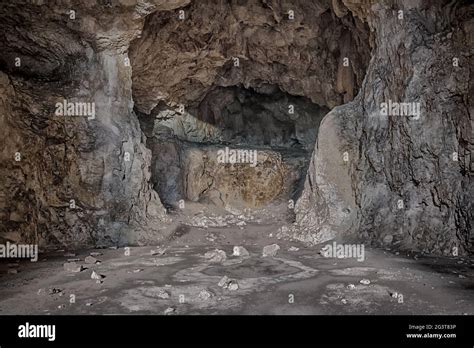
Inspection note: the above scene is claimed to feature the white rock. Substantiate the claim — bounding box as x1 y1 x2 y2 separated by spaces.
347 284 356 290
262 244 280 257
164 307 175 315
288 246 299 252
359 279 371 285
232 246 249 257
227 280 239 291
91 271 104 280
218 276 229 287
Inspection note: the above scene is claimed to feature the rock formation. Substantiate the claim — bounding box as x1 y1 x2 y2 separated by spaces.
0 0 471 255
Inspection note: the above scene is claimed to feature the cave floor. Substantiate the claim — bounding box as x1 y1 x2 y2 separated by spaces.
0 224 472 315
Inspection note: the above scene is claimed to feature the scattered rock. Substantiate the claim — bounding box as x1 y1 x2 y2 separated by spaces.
85 256 99 264
47 288 63 295
91 271 105 280
164 307 175 315
232 246 249 257
262 244 280 257
227 280 239 291
204 249 227 262
288 246 299 252
198 289 213 300
156 289 170 299
63 262 83 273
90 252 102 257
390 292 398 298
218 276 229 287
85 302 93 307
341 299 348 304
346 284 356 290
217 276 239 290
360 279 371 285
151 247 167 256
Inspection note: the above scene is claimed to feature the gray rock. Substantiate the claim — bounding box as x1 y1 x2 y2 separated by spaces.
85 256 99 264
232 246 249 257
262 244 280 257
204 249 227 263
63 262 83 273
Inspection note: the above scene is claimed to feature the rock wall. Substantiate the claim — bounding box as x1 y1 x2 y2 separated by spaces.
293 0 473 255
0 1 192 248
0 0 471 255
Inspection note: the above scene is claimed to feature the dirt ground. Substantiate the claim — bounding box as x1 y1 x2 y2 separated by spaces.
0 222 472 315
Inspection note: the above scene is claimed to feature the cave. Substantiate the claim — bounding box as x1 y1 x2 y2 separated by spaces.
139 85 328 214
0 0 472 323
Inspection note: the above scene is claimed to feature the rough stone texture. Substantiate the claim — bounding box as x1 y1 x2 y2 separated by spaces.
293 0 473 255
0 1 185 247
129 0 370 112
0 0 471 256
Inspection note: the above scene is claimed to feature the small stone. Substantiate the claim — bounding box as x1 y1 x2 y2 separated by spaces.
151 247 167 256
288 246 299 252
157 289 170 299
63 262 83 273
86 302 93 306
360 279 371 285
390 292 398 298
204 249 227 263
90 252 102 257
232 246 249 257
262 244 280 257
47 288 62 295
458 275 466 279
108 246 118 250
218 276 229 287
67 258 81 262
57 304 66 309
347 284 356 290
198 289 213 300
91 271 105 280
85 256 98 264
227 280 239 291
341 299 347 304
132 269 143 273
164 307 175 315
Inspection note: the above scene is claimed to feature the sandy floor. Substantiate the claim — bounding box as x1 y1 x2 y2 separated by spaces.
0 223 472 315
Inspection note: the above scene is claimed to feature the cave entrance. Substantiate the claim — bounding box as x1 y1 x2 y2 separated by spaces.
139 85 328 215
